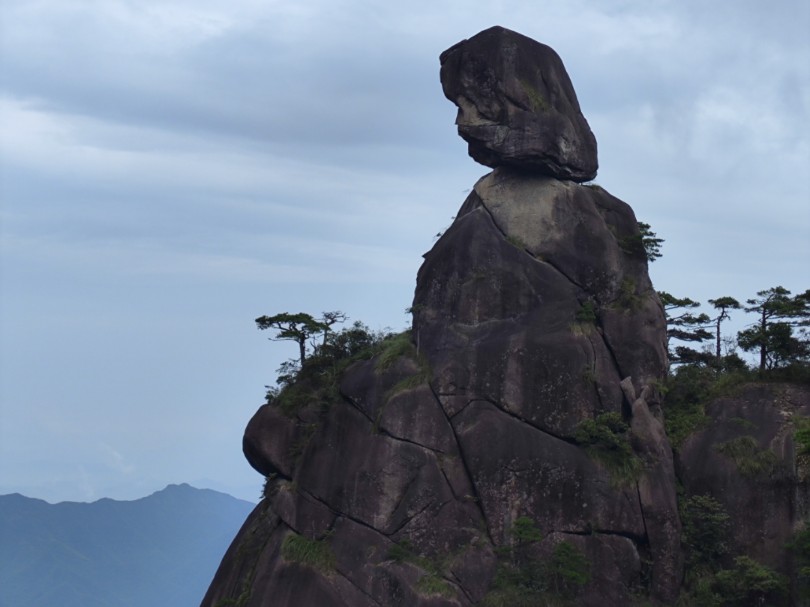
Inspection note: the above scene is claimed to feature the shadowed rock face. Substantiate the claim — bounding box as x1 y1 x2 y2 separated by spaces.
411 168 681 602
440 26 598 181
204 176 682 606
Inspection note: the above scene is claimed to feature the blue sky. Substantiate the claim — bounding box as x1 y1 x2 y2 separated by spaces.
1 0 808 503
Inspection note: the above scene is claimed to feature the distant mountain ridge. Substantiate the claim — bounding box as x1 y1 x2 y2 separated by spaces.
0 483 255 607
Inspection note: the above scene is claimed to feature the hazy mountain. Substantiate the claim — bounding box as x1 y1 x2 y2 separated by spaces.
0 483 255 607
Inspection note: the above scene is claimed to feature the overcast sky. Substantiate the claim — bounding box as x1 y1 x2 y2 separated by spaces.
1 0 808 503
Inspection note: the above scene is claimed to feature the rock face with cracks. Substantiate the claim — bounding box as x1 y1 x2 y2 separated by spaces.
203 28 689 607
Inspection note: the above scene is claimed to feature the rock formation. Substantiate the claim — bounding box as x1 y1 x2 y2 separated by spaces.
440 26 598 181
200 26 808 607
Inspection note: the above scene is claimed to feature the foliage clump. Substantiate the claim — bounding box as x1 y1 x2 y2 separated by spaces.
680 494 731 571
715 435 777 478
574 412 642 484
575 300 597 324
386 539 453 598
618 221 663 263
713 556 788 606
414 573 454 598
281 533 335 572
793 416 810 457
375 331 415 371
263 317 401 415
482 517 589 606
787 523 810 602
677 493 792 606
662 362 754 448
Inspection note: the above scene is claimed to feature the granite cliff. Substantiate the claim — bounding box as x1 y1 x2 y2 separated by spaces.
201 27 809 606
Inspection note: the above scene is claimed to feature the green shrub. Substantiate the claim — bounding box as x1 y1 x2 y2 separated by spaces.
575 301 597 324
575 412 642 485
387 539 414 563
618 233 647 261
415 573 453 598
614 278 642 310
680 494 730 570
713 556 787 606
787 523 810 602
268 326 402 416
483 518 589 605
547 541 590 598
386 538 450 597
281 533 335 572
678 555 787 607
375 332 414 371
662 364 754 448
794 417 810 457
715 435 777 477
512 516 542 545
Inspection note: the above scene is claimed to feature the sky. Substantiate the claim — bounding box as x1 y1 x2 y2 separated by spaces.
1 0 808 504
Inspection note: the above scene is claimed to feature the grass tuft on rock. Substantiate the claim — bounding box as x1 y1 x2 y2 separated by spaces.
281 533 335 572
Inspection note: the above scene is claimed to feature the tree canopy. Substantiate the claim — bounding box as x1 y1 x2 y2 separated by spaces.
737 287 810 372
658 291 712 364
638 221 664 263
708 297 741 359
255 312 343 365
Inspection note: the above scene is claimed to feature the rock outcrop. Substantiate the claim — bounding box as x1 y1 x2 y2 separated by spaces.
201 27 807 607
678 383 810 590
440 26 598 181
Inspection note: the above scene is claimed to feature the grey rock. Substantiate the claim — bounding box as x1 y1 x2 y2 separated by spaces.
204 29 690 607
440 26 598 181
678 383 810 580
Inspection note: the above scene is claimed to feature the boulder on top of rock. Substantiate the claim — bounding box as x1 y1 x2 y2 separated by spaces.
440 26 598 182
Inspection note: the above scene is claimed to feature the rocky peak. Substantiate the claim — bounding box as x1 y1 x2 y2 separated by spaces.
440 25 598 182
200 27 807 607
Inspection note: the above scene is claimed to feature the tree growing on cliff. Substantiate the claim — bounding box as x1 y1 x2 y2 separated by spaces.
638 221 664 263
707 296 741 359
659 292 712 365
737 287 810 372
620 221 663 263
255 312 344 366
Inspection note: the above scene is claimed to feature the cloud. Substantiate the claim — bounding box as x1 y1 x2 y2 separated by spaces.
1 0 808 503
100 443 136 476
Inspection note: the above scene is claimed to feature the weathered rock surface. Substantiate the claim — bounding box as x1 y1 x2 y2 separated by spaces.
191 27 810 607
410 166 681 603
202 27 678 607
440 26 598 181
678 383 810 586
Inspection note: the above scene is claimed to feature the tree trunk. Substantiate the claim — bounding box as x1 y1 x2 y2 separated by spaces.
715 319 722 359
298 337 306 365
759 310 767 372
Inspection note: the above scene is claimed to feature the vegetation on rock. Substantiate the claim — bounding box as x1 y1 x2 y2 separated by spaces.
482 518 589 606
618 221 663 263
678 493 787 606
280 533 336 572
715 435 778 478
680 494 731 571
386 539 453 598
787 524 810 602
259 314 400 415
574 412 642 484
